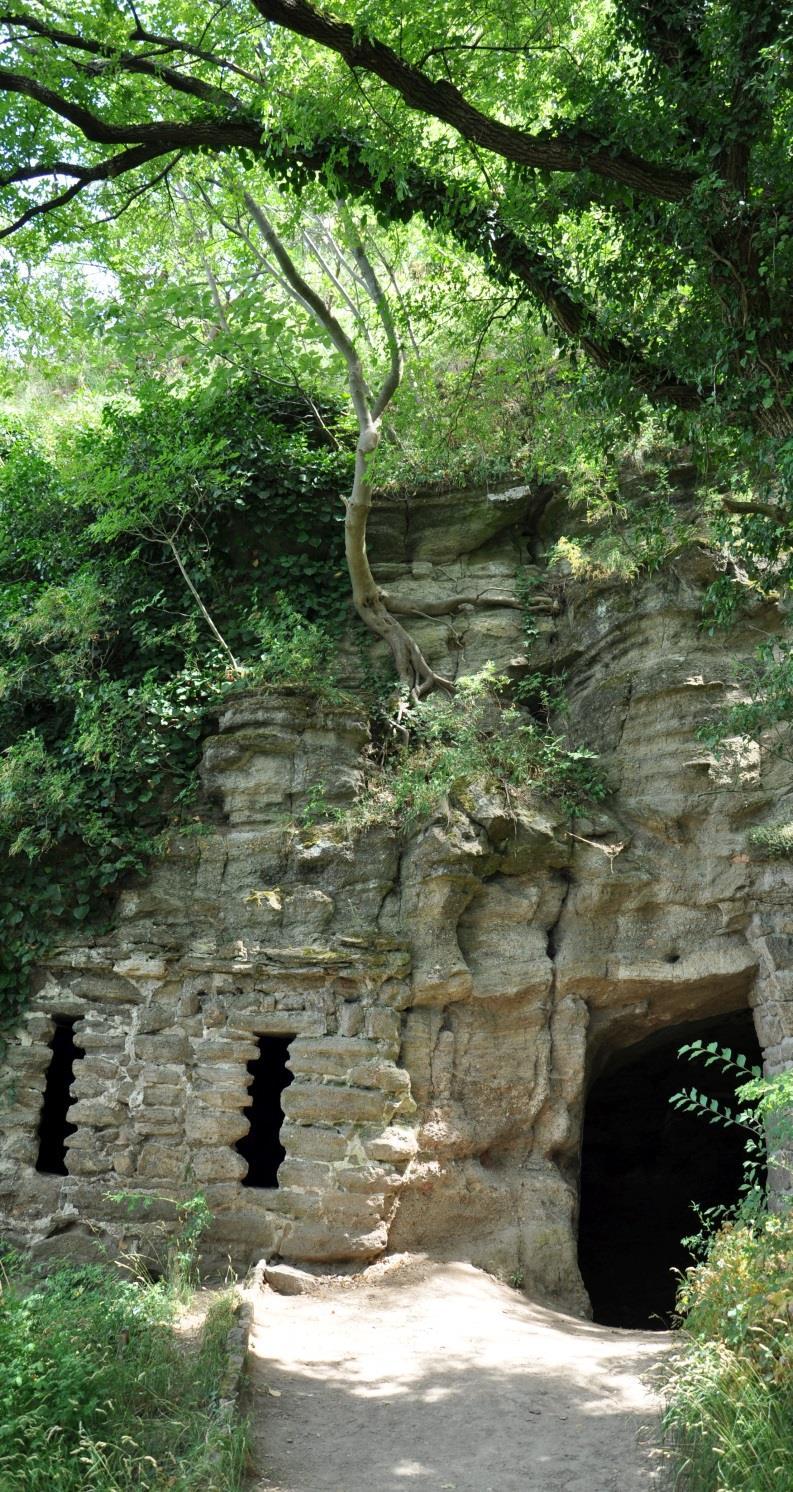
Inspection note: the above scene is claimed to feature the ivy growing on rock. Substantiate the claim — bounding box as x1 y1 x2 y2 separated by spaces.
0 376 353 1040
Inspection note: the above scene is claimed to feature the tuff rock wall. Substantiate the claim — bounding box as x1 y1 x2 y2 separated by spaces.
1 478 791 1314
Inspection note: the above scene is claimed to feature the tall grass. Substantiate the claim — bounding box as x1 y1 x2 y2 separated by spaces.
0 1262 248 1491
662 1209 793 1492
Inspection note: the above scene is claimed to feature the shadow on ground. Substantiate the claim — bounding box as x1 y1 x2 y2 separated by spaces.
245 1259 672 1492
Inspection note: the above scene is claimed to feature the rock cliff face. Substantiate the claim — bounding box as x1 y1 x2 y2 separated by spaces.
1 481 791 1313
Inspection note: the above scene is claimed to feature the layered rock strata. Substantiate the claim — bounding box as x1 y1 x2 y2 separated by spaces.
1 481 791 1313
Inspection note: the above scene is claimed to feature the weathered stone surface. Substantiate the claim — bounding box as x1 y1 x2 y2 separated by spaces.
130 1107 183 1137
364 1127 420 1163
186 1110 250 1145
281 1218 390 1260
134 1034 189 1062
193 1147 248 1182
137 1143 186 1180
279 1123 350 1161
67 1098 125 1127
281 1081 398 1126
264 1262 323 1295
276 1158 335 1190
193 1084 252 1111
2 487 792 1308
287 1035 387 1077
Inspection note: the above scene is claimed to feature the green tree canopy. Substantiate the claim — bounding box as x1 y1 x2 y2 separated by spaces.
0 0 790 450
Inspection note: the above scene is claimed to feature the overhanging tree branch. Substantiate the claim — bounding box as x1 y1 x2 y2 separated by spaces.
267 138 705 413
0 143 164 239
722 498 792 525
0 65 267 149
250 0 695 201
0 7 786 431
336 200 403 420
0 83 706 413
125 21 265 89
0 12 241 109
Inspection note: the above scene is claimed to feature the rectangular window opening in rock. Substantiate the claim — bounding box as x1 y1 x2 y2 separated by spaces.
235 1034 295 1188
35 1017 85 1176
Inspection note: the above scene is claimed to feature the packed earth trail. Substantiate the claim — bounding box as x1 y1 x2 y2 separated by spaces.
245 1259 672 1492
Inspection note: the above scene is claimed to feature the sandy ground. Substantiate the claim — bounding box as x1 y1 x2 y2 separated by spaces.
245 1257 673 1492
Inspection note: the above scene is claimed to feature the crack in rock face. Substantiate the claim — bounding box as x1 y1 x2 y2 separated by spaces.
2 484 791 1326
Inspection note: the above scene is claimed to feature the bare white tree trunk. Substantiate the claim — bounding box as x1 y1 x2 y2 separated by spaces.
243 193 452 700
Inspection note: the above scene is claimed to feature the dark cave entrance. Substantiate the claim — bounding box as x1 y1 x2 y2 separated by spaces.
35 1017 84 1176
236 1035 295 1188
577 1008 763 1329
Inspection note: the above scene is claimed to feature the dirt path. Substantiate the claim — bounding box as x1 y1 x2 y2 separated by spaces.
245 1258 672 1492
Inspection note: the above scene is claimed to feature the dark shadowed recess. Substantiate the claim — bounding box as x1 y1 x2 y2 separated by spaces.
578 1008 763 1329
236 1035 295 1188
35 1017 85 1175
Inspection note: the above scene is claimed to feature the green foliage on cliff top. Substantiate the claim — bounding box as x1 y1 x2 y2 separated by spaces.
0 376 351 1038
337 667 607 831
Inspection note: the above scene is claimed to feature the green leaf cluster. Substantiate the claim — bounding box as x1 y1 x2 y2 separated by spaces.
698 639 793 803
0 375 352 1041
663 1047 793 1490
662 1205 793 1492
343 665 606 831
0 1259 247 1491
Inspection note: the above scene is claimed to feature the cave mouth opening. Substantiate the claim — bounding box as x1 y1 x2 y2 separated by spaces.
35 1017 84 1176
578 1007 763 1331
236 1035 295 1189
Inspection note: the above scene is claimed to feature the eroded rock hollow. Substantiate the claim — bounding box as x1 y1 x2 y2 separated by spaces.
2 479 791 1322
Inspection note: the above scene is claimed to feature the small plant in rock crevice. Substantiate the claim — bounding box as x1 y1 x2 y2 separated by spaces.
747 821 793 857
698 640 793 769
696 638 793 852
341 665 606 832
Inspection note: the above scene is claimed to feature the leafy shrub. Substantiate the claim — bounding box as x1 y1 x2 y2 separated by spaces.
75 377 352 628
663 1212 793 1492
701 641 793 752
0 375 352 1039
675 1210 793 1351
0 1264 247 1491
748 822 793 857
245 593 342 693
547 494 695 582
663 1058 793 1492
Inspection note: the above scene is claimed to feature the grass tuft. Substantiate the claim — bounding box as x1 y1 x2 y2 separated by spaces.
0 1261 248 1491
